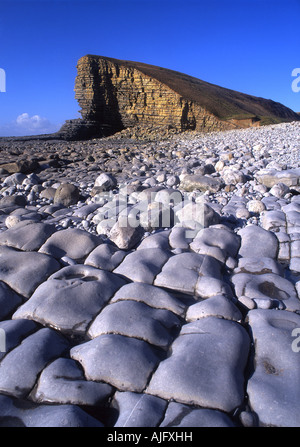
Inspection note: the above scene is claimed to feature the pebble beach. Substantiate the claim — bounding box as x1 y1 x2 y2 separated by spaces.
0 121 299 427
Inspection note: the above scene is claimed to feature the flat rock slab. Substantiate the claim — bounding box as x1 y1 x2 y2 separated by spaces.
84 243 127 271
0 328 69 398
13 265 126 335
154 252 222 295
261 210 286 232
146 317 250 412
0 221 56 252
30 357 112 406
111 282 187 317
246 309 300 427
237 225 278 259
0 246 60 298
186 295 242 322
113 248 171 284
87 300 181 349
112 391 167 427
180 174 223 193
0 394 103 427
231 272 300 311
39 228 101 261
190 226 240 263
160 401 236 427
255 168 300 188
70 334 161 393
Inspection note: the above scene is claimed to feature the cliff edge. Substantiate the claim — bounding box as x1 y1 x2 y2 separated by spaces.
58 55 300 140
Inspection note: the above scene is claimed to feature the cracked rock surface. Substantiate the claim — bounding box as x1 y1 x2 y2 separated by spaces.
0 121 299 427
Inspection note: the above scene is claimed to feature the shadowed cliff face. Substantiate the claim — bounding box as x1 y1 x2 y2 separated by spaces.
59 55 300 140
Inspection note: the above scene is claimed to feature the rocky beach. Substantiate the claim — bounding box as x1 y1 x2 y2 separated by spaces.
0 120 299 427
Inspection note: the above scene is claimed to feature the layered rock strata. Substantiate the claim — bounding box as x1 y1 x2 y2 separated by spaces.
58 55 300 139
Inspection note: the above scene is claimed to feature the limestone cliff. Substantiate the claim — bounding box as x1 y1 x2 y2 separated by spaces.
59 55 300 140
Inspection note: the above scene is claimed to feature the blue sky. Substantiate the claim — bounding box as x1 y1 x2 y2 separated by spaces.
0 0 299 136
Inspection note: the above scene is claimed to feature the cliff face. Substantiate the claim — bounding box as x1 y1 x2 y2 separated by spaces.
59 55 300 140
73 56 230 136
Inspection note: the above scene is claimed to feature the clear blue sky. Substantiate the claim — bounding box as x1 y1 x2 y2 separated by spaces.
0 0 299 136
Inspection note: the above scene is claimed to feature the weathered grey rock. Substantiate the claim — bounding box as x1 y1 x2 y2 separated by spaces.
137 230 171 251
0 328 69 398
109 220 145 250
39 228 101 261
136 186 164 202
154 252 222 295
53 183 80 206
0 195 27 208
0 282 23 321
180 174 223 193
160 402 236 427
3 173 27 186
237 224 278 259
261 210 286 232
0 319 38 360
72 203 102 218
112 391 167 427
0 246 60 298
222 195 249 218
0 221 56 252
0 159 39 175
269 182 290 198
84 243 127 271
13 265 126 335
88 300 181 349
255 168 300 188
168 226 194 250
139 203 174 231
111 282 186 317
40 187 56 200
5 208 42 228
195 276 234 299
190 226 240 263
186 295 242 322
290 256 300 272
0 394 103 427
231 272 300 311
246 309 300 427
154 188 183 207
247 199 266 213
94 173 117 191
147 317 250 412
175 201 220 230
114 248 171 284
286 210 300 228
222 169 246 185
30 357 112 406
71 334 161 393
